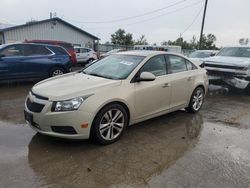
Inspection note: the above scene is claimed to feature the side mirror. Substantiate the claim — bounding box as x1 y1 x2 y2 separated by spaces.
137 72 156 82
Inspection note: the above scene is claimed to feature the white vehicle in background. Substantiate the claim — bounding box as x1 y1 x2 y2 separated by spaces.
204 46 250 93
74 47 98 65
189 50 219 60
134 45 182 54
100 49 126 59
188 50 219 67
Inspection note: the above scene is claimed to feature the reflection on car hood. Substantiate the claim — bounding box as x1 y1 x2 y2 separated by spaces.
32 72 121 100
204 56 250 67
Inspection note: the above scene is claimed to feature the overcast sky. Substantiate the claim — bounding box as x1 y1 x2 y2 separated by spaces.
0 0 249 46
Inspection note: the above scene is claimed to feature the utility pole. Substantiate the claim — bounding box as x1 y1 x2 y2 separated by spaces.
199 0 208 50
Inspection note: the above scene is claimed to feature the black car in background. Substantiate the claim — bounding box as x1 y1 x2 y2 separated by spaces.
0 43 72 81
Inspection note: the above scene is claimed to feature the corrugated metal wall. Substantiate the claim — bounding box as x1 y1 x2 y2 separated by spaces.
3 20 95 47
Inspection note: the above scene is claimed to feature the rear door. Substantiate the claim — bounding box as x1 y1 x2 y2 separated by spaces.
166 55 195 108
23 44 54 78
134 55 171 119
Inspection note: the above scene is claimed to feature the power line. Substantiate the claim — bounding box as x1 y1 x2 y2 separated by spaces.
180 4 204 36
78 0 204 30
66 0 187 24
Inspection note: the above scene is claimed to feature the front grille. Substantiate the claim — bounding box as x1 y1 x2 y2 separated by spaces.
207 70 235 77
205 63 247 70
26 98 45 113
51 126 77 135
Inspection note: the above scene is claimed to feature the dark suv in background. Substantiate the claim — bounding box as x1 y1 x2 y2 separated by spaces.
0 43 72 81
24 40 77 64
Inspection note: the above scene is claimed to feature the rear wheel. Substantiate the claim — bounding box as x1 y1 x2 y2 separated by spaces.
87 58 95 64
50 67 64 77
186 87 205 113
91 103 128 145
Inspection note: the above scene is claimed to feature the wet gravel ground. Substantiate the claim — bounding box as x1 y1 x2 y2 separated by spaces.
0 80 250 188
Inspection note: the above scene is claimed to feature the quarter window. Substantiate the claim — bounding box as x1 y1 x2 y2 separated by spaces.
168 55 187 73
140 55 167 76
186 60 197 70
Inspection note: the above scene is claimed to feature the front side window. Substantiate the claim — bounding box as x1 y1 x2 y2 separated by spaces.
140 55 167 76
84 54 145 80
168 55 187 73
0 45 24 57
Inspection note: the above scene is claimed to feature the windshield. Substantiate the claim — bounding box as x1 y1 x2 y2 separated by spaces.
83 54 145 80
189 51 212 58
217 47 250 58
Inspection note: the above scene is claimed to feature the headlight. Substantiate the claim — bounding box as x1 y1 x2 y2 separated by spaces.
52 97 84 112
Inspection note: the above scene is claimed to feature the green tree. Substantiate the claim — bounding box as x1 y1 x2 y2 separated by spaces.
111 29 134 45
199 34 218 50
134 35 148 45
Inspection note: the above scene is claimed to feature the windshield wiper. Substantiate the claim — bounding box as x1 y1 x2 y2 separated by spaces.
88 73 110 79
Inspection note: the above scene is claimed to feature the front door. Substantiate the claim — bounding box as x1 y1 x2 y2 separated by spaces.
134 55 171 119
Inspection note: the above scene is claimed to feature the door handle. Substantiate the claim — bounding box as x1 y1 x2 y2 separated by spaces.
187 76 192 81
162 83 170 88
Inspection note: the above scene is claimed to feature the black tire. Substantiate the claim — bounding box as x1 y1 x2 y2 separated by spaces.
186 87 205 113
245 83 250 94
87 58 95 64
91 103 128 145
49 67 65 77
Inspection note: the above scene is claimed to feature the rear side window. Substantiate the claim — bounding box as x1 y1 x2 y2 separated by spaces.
80 48 89 53
24 45 52 56
48 46 69 55
140 55 167 77
168 55 187 73
75 48 80 53
0 45 24 57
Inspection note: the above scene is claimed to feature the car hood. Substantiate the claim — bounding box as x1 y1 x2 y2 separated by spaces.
204 56 250 67
32 72 121 101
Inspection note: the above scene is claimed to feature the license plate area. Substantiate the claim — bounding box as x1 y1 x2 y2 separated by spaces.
24 110 33 123
24 111 40 130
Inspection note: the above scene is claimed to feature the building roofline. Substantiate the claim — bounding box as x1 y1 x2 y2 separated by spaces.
0 17 100 40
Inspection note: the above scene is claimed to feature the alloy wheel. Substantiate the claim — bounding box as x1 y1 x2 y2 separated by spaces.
192 89 204 111
99 109 125 141
52 69 64 77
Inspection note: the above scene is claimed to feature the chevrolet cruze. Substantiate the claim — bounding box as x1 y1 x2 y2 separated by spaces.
24 51 208 144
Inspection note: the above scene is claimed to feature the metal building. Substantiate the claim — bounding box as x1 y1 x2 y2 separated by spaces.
0 17 99 48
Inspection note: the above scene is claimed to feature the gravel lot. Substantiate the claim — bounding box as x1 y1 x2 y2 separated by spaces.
0 78 250 188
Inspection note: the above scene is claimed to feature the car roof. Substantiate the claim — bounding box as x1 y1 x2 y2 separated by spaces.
194 50 218 53
223 45 250 48
25 39 71 45
3 42 64 48
117 50 183 57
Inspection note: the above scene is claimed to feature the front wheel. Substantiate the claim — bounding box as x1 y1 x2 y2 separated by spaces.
186 87 205 113
91 103 128 145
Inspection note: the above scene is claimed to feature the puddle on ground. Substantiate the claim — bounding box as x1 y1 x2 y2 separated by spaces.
0 112 203 187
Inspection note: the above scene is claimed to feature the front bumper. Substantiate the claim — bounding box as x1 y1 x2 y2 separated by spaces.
208 75 250 89
24 94 94 140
